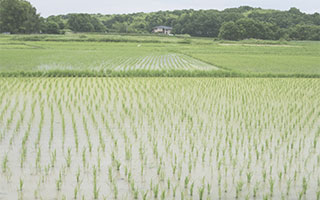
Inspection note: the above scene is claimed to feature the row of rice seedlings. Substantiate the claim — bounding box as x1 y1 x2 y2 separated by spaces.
107 54 218 71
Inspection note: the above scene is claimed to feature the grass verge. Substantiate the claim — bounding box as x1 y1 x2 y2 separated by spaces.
0 70 319 78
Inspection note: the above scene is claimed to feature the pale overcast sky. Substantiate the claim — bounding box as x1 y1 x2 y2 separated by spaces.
28 0 320 17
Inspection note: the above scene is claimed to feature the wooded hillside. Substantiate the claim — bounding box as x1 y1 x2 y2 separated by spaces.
1 1 320 40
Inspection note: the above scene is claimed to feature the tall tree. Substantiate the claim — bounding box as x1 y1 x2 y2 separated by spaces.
0 0 40 33
218 21 244 40
67 14 105 32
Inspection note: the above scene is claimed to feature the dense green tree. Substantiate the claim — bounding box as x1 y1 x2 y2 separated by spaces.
220 12 243 22
90 17 106 32
288 7 302 15
47 16 65 29
0 0 40 33
42 21 60 34
236 18 260 39
233 18 281 40
186 11 221 37
289 25 320 40
112 22 129 33
40 16 66 34
311 13 320 25
218 21 244 40
223 6 254 13
67 14 105 32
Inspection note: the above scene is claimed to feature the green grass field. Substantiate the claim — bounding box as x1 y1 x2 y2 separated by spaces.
181 41 320 74
0 34 319 76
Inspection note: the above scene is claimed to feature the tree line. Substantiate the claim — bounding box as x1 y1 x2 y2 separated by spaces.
1 0 320 40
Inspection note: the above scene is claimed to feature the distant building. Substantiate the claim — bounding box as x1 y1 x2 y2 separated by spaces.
152 26 173 35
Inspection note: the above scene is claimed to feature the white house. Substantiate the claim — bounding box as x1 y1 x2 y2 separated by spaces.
152 26 173 35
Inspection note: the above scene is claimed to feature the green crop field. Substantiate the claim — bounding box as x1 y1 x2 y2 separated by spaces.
0 33 320 200
0 78 319 199
0 34 320 76
180 41 320 75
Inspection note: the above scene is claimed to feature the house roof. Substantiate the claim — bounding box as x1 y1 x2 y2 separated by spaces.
153 26 173 30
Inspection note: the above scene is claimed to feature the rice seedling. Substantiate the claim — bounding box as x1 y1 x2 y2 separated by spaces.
142 191 148 200
190 182 194 196
199 185 205 200
56 172 62 191
184 176 189 189
82 147 87 169
181 191 184 200
253 183 259 198
236 181 244 199
302 177 308 195
35 147 41 170
113 182 118 199
160 190 166 200
51 149 57 168
65 148 72 168
269 178 274 197
153 183 159 198
93 166 99 199
2 154 8 173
